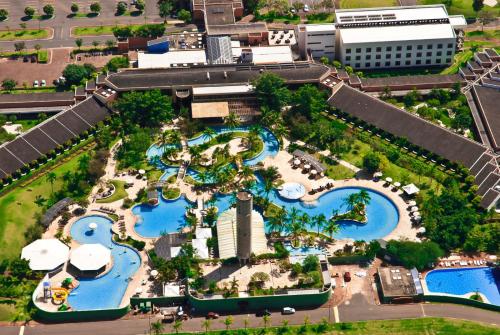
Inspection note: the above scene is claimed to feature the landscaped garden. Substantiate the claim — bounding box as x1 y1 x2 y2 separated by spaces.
0 28 49 41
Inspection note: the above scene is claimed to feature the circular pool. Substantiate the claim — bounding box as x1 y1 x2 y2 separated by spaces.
278 182 306 200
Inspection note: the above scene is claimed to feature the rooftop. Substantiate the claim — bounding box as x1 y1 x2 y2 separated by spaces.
233 46 294 64
472 85 500 151
207 22 267 35
336 5 449 24
377 267 421 298
191 101 229 119
299 23 336 33
339 24 454 44
137 50 207 69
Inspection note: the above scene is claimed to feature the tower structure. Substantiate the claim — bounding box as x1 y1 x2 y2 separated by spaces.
236 191 252 263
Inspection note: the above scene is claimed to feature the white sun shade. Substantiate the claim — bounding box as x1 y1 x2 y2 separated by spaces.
21 239 70 271
70 244 111 271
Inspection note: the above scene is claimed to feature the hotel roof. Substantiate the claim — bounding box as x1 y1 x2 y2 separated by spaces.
336 5 449 23
361 74 463 89
299 23 336 32
472 85 500 151
339 24 454 44
137 50 208 69
0 92 74 107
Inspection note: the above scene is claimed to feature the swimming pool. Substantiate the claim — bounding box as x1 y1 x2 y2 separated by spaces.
286 245 325 256
425 267 500 306
68 215 141 310
132 192 193 238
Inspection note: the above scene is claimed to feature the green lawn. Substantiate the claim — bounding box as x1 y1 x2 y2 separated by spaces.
0 303 16 322
0 150 87 261
441 49 474 75
171 318 500 335
96 180 127 203
419 0 500 17
16 119 42 131
339 0 399 8
306 13 335 24
72 23 165 36
0 29 49 41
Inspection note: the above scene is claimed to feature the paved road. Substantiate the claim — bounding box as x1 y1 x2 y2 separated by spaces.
0 301 498 335
0 0 195 51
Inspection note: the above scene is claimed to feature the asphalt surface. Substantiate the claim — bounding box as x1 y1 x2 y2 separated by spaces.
0 0 196 50
0 300 498 335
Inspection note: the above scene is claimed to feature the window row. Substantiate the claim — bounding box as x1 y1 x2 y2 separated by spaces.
345 58 452 68
345 43 454 54
345 50 453 61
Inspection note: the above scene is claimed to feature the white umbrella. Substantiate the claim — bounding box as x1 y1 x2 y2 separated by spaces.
412 211 421 217
413 215 422 222
408 200 417 206
88 222 98 230
135 287 143 294
394 182 401 187
138 169 146 175
310 169 317 175
373 172 383 177
21 239 70 271
402 183 420 195
70 244 111 271
293 159 300 165
304 164 311 169
417 227 426 233
385 177 393 183
411 206 419 212
150 270 159 277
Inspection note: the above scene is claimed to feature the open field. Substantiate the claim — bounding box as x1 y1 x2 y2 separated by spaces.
0 148 88 261
419 0 500 17
0 29 49 41
339 0 399 8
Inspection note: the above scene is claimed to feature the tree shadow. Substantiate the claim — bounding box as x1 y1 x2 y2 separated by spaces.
21 15 33 22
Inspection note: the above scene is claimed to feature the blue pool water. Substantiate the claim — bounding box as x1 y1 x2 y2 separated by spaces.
425 267 500 306
68 215 141 310
132 193 194 238
286 245 325 256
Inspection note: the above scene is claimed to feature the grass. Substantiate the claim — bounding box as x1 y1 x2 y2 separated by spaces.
162 186 180 200
37 50 49 63
96 180 127 203
419 0 500 17
306 13 335 24
340 0 399 8
0 149 88 261
323 161 356 180
72 23 167 36
441 49 474 75
16 119 42 131
0 29 49 41
1 88 57 94
172 318 500 335
0 303 16 321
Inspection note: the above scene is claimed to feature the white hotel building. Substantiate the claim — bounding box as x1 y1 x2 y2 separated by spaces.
296 5 466 69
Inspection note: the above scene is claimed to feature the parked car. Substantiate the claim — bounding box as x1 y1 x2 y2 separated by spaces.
33 80 39 88
282 307 295 315
23 56 29 62
344 271 351 282
207 312 219 319
41 79 46 87
256 309 271 317
303 4 309 12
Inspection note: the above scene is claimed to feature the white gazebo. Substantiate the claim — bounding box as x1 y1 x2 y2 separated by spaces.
402 183 420 196
70 244 111 271
21 239 70 271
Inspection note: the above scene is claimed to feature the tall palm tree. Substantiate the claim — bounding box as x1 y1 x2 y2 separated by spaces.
324 218 340 239
343 193 360 211
238 165 254 182
299 212 310 231
172 319 183 334
162 146 179 161
224 111 240 130
189 145 203 164
34 195 46 208
268 207 287 235
312 214 327 237
151 320 164 335
202 319 211 333
273 123 289 145
287 207 304 245
46 172 57 195
203 127 217 141
357 189 371 206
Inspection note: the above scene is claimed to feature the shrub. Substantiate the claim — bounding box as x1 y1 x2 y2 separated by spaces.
24 6 35 17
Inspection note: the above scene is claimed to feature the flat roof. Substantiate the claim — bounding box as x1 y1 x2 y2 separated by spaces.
191 101 229 118
232 46 294 64
378 267 418 298
448 15 467 29
336 5 449 23
361 74 463 89
0 92 74 106
300 23 336 32
193 84 253 95
339 24 454 44
207 23 267 35
137 50 207 69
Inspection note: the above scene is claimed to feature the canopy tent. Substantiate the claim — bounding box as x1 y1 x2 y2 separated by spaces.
70 244 111 271
21 239 70 271
402 183 420 195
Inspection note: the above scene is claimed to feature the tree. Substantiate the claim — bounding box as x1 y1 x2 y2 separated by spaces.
268 207 287 235
178 9 191 23
253 72 291 111
386 240 444 270
472 0 484 13
46 172 57 195
362 152 381 174
158 0 174 22
203 127 217 140
223 111 240 129
2 78 17 91
62 64 92 86
263 314 271 329
403 88 420 107
34 43 42 61
357 189 371 206
43 4 55 17
114 89 174 130
34 195 46 208
172 319 183 334
312 214 327 236
477 10 495 31
71 3 79 14
202 319 211 333
223 315 233 330
291 84 328 121
105 56 128 72
117 1 128 15
135 0 146 12
92 40 100 48
14 42 26 52
75 38 83 49
344 65 353 74
464 223 499 253
105 39 115 49
90 2 101 14
323 218 339 239
302 255 319 272
0 9 8 20
151 320 164 335
24 7 35 17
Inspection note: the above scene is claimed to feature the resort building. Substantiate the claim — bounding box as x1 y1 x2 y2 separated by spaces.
377 267 423 303
296 24 336 61
216 191 267 260
335 5 464 70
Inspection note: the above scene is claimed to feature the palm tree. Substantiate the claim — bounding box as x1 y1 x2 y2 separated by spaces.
324 218 340 240
268 207 287 235
189 145 203 164
300 212 310 231
202 319 211 333
273 123 289 145
162 146 179 161
244 318 250 330
203 127 217 141
151 320 164 335
238 165 254 182
46 172 57 195
172 319 183 334
230 276 239 294
343 193 359 211
223 315 233 330
287 207 304 246
263 314 271 329
224 111 240 129
34 195 46 208
312 214 327 237
357 189 371 206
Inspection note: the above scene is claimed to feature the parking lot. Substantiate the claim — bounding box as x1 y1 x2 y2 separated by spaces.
0 48 70 88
